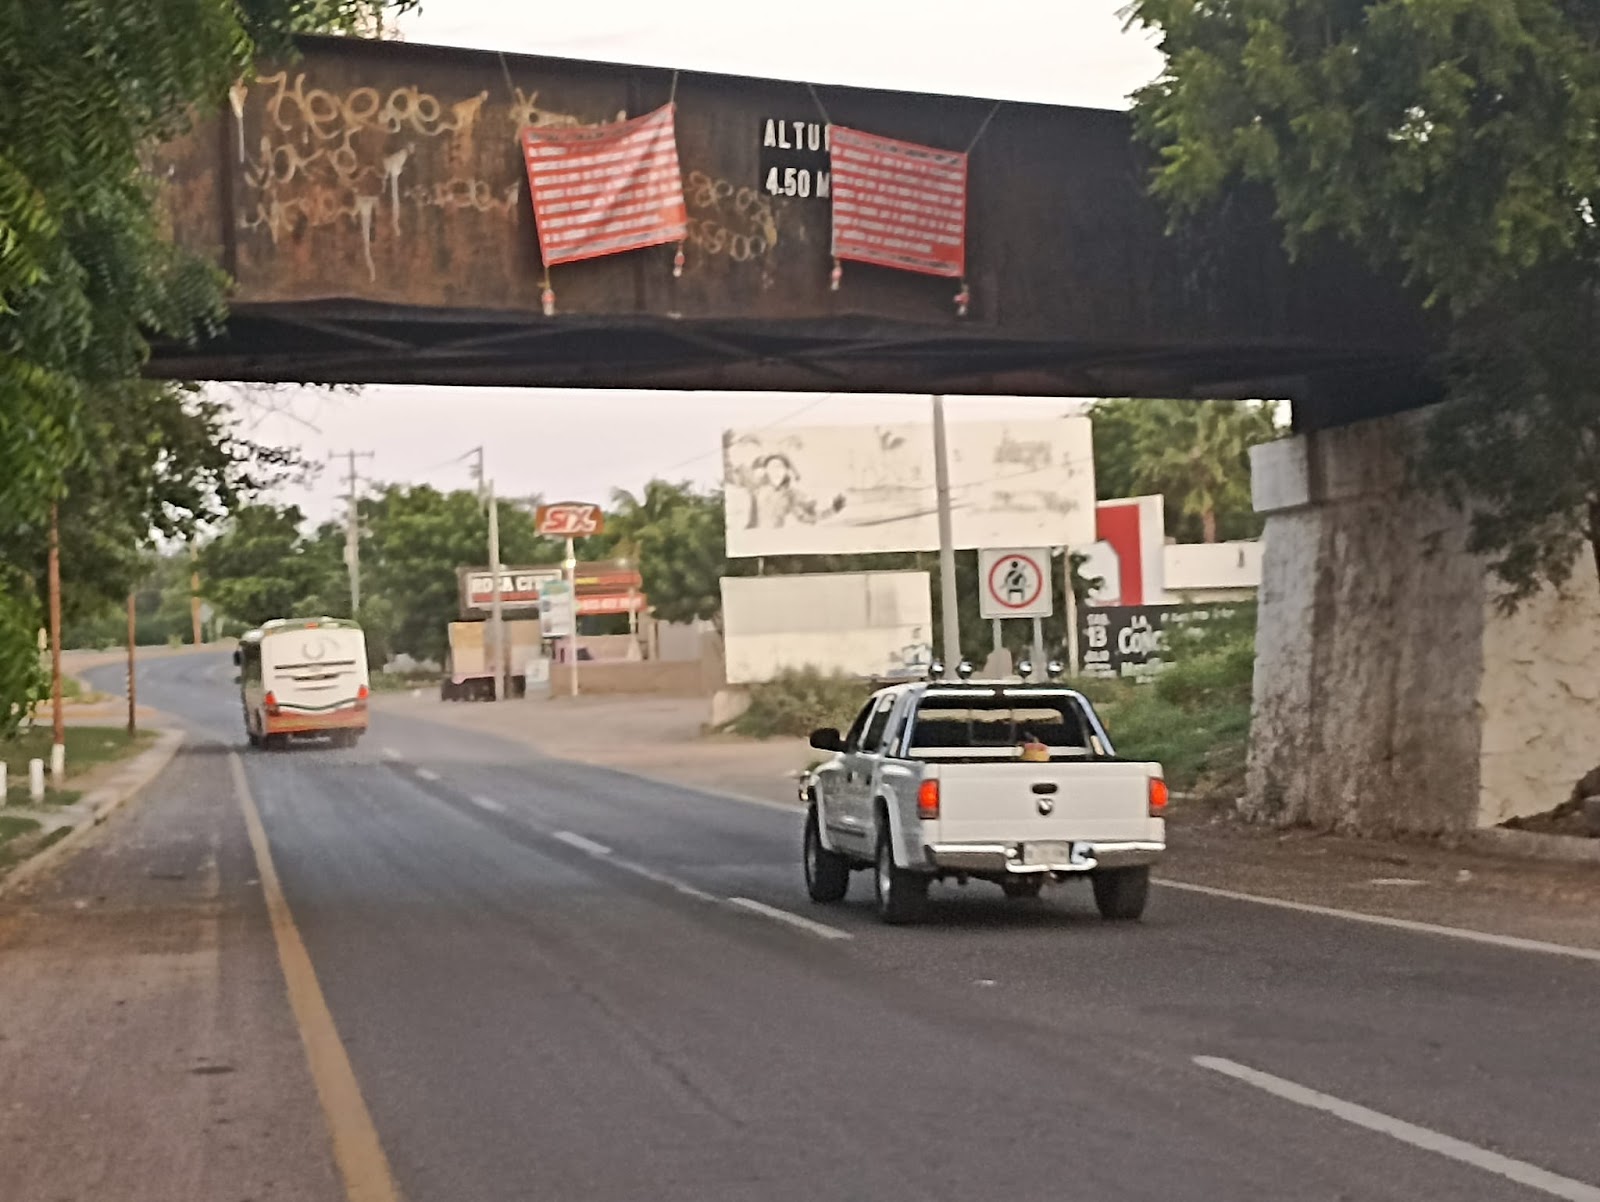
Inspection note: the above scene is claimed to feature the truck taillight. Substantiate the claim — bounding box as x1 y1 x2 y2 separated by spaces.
356 684 369 705
264 691 280 716
1148 777 1169 815
917 779 940 819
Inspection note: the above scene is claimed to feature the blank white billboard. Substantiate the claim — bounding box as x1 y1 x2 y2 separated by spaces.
721 571 932 684
722 416 1095 558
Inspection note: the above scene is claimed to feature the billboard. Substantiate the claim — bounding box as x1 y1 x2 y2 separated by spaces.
721 571 932 684
1082 495 1166 607
722 416 1094 558
1078 602 1249 684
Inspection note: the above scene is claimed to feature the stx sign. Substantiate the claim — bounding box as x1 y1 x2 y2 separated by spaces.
535 502 605 538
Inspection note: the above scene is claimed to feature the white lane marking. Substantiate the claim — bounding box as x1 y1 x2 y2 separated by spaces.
1195 1056 1600 1202
1159 879 1600 964
380 747 401 761
470 794 506 814
552 831 717 902
726 897 853 941
554 831 611 857
414 767 440 782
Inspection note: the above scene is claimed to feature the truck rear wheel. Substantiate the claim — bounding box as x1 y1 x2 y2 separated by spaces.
874 822 928 925
803 805 850 904
1091 866 1150 921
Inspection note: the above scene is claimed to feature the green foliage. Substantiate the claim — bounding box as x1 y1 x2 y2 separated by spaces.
198 503 343 627
1086 606 1257 797
0 0 413 730
728 668 872 739
1127 0 1600 601
0 582 45 740
626 486 740 627
1090 399 1280 542
362 485 556 661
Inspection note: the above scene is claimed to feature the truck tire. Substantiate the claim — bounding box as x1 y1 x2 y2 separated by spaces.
1091 866 1150 921
874 821 928 925
803 805 850 904
1001 875 1045 900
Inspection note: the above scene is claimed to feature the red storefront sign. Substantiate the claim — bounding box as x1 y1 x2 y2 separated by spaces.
578 593 648 616
520 104 689 266
535 502 605 538
829 126 967 278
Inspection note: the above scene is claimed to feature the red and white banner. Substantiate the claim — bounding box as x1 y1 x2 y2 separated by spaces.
829 126 967 278
520 105 689 267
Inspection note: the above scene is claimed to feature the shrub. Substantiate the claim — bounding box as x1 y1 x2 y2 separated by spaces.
729 667 871 739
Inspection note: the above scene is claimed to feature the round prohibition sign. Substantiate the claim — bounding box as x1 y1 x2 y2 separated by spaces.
986 552 1045 611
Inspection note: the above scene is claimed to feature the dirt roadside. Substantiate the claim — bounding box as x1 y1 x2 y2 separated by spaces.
379 690 1600 951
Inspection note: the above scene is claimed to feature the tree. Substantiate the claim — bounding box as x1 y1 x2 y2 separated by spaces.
0 0 413 721
1090 398 1279 542
1126 0 1600 600
198 503 344 627
361 485 557 661
630 488 743 628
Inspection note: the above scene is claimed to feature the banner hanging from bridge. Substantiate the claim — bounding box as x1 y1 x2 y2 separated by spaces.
829 127 967 279
520 104 689 268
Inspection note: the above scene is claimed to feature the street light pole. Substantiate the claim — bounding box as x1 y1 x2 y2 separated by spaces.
932 396 961 668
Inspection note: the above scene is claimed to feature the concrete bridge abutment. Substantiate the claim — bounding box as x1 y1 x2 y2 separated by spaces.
1247 410 1600 834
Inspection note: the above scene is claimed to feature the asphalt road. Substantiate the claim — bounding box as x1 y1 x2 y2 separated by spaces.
29 649 1600 1201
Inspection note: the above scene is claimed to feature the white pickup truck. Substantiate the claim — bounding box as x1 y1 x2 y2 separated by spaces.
801 679 1167 924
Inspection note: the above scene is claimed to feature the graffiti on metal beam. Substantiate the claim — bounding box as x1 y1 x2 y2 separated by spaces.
238 71 578 282
683 170 779 266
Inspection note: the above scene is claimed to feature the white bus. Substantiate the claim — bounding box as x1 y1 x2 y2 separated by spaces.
235 617 370 749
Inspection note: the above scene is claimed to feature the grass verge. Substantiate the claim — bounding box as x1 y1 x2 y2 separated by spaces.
1075 618 1256 801
728 667 872 739
0 726 155 807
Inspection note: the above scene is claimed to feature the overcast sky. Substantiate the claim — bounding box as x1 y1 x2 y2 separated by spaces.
239 1 1165 523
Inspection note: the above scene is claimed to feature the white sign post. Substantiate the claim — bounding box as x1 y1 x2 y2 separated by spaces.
979 547 1053 675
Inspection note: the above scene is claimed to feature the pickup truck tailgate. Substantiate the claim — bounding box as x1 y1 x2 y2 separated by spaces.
932 760 1155 845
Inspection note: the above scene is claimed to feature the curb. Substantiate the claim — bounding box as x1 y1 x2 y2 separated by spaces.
0 726 187 898
1465 827 1600 867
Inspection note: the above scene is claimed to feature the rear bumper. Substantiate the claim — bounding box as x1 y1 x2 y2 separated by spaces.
925 841 1164 875
266 709 367 735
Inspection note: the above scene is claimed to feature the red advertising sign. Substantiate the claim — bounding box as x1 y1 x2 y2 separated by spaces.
535 503 605 538
520 105 689 267
578 593 648 616
829 126 967 278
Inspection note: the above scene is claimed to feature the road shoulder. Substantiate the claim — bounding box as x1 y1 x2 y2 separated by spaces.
0 741 342 1202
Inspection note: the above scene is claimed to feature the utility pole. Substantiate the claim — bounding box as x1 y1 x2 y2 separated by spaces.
931 396 961 669
48 502 64 753
189 543 203 646
330 449 375 616
126 591 137 736
468 447 508 701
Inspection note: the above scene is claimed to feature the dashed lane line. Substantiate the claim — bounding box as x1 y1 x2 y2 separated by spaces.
1196 1056 1600 1202
1160 879 1600 964
726 897 853 941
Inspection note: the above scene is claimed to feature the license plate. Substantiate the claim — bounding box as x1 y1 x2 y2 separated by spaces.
1022 841 1096 868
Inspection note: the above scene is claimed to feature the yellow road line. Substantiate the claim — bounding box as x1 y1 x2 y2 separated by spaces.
231 752 402 1202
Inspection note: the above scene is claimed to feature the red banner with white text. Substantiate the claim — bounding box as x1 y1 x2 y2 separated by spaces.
520 105 689 266
829 126 967 278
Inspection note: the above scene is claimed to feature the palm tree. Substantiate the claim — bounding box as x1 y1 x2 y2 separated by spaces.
1093 398 1280 542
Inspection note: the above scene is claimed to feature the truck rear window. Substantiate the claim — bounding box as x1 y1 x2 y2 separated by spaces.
908 694 1090 755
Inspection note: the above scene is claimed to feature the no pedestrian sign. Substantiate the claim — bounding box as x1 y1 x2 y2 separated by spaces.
979 548 1053 619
